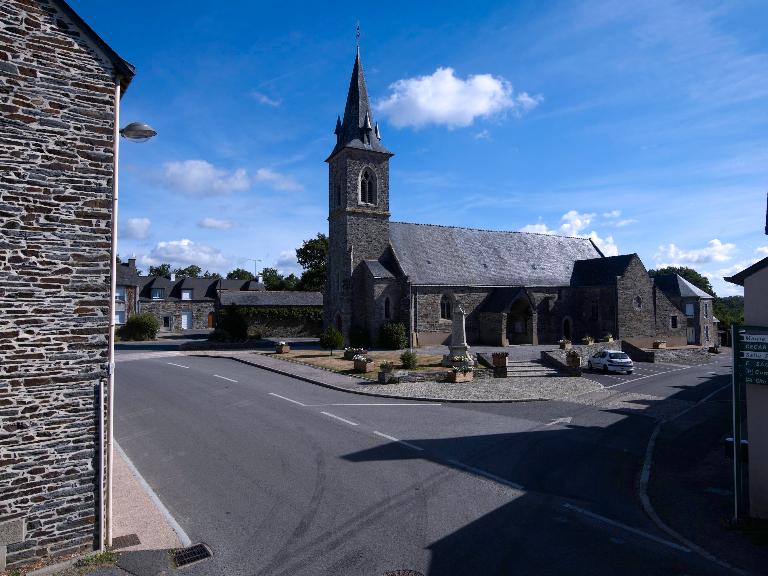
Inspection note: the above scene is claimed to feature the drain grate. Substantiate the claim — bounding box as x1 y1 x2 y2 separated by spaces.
111 533 141 550
384 571 424 576
172 543 212 568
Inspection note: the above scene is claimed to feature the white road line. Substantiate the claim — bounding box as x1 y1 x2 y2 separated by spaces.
577 366 689 396
321 411 359 426
166 362 189 369
561 503 690 553
373 430 425 452
268 392 306 407
446 459 524 491
214 374 238 383
317 403 442 407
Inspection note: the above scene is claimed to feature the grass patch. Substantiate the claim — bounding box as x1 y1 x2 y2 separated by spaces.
271 349 443 376
74 550 119 567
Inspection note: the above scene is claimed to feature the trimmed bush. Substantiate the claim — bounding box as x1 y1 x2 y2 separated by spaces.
218 305 248 340
400 350 417 369
119 313 159 341
319 326 344 355
379 322 408 350
348 325 370 348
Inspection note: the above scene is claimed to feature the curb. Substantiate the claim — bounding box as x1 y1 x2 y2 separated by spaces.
209 354 549 404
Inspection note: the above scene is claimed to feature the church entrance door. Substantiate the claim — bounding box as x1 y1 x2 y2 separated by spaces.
506 298 534 345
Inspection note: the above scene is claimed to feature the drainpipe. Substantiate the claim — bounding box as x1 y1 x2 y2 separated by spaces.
104 78 122 550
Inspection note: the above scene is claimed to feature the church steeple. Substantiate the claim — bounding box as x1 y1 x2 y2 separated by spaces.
327 49 392 160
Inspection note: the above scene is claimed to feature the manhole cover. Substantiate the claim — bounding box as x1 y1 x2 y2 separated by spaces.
111 533 140 550
384 571 424 576
172 543 212 568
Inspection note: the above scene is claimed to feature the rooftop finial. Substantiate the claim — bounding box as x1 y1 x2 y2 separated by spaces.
356 21 360 55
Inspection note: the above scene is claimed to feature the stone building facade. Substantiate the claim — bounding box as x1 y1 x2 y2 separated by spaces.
0 0 134 570
324 48 713 351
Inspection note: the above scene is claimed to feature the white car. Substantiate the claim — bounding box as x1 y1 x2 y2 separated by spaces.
588 350 634 374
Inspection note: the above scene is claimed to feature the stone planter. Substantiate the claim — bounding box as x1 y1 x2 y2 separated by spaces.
491 352 508 368
354 359 374 373
378 371 396 383
653 341 667 349
447 371 474 383
344 349 367 360
275 344 290 354
559 342 572 350
601 337 613 343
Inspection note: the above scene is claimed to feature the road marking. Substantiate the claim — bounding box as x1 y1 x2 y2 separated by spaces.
166 362 190 369
561 503 690 553
446 459 524 491
321 411 359 426
317 403 442 407
546 416 573 426
373 430 425 451
214 374 238 383
268 392 306 407
577 366 690 395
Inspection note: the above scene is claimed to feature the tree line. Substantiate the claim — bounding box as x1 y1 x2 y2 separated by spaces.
118 233 328 292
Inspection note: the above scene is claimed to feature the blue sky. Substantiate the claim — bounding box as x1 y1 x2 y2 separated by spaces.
72 0 768 295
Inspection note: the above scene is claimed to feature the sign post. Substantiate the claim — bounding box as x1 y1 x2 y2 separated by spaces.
733 324 768 522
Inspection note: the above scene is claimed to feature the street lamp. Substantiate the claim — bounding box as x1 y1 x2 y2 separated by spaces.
104 114 157 550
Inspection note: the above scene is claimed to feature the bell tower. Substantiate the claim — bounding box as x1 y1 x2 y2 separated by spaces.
324 47 393 338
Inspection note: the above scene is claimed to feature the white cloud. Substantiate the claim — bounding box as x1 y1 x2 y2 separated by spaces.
198 217 233 230
162 160 249 196
588 231 619 257
615 219 638 227
121 217 150 240
376 67 541 129
473 129 491 141
251 91 281 107
603 210 621 218
519 223 554 234
560 210 595 236
142 239 228 269
275 250 302 276
255 168 303 192
717 262 749 277
655 239 737 265
756 246 768 256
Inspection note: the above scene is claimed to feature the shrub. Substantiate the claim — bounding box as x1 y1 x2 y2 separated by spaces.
379 322 408 350
119 313 159 341
208 329 232 342
349 325 370 348
319 326 344 355
400 350 417 369
218 306 248 340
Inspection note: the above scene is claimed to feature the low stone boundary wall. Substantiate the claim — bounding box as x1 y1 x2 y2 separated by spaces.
542 341 623 370
621 341 719 365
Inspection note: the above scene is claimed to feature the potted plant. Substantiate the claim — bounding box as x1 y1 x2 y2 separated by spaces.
275 341 290 354
378 361 395 383
653 340 667 349
450 355 471 368
447 365 474 383
343 347 367 360
566 349 582 374
601 333 613 342
353 354 375 373
581 335 595 345
559 338 572 350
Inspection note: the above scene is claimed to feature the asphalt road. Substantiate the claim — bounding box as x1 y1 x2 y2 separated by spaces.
115 352 734 576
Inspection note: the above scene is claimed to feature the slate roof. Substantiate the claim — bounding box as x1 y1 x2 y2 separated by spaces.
570 255 635 286
388 222 602 286
116 262 140 286
654 274 714 298
326 51 392 160
217 279 266 291
725 256 768 287
364 260 395 279
219 291 323 307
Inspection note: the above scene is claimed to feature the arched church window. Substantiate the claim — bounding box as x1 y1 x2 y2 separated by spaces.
440 295 452 320
360 169 376 204
384 297 391 319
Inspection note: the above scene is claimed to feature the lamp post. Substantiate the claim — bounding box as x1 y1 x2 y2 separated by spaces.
103 82 157 550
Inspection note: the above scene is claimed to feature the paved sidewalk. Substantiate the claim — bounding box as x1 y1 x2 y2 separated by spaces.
189 350 603 402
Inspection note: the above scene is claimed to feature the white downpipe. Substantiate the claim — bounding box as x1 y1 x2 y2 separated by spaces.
98 379 105 552
106 79 121 548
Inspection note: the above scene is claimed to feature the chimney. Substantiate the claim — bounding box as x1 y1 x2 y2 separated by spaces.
170 273 176 281
128 257 136 272
256 274 262 284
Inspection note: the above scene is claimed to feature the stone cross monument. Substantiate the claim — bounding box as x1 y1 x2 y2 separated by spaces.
443 303 474 366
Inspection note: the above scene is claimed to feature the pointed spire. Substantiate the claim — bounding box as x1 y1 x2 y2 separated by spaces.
326 44 392 160
334 115 342 136
374 122 381 140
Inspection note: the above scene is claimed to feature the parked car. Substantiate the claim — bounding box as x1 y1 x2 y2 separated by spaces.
587 350 634 373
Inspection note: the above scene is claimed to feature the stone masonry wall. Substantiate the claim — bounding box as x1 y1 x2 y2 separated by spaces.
140 300 214 332
0 1 120 569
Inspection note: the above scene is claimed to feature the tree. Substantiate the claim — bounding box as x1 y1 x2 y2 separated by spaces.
714 295 744 333
261 267 285 290
173 265 202 278
203 270 222 279
226 268 255 280
319 326 343 356
296 233 328 292
648 266 715 297
283 273 300 291
148 263 171 278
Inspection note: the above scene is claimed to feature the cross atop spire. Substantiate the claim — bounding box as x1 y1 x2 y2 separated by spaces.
327 44 392 161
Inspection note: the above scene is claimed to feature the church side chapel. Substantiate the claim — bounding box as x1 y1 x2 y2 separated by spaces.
323 48 717 350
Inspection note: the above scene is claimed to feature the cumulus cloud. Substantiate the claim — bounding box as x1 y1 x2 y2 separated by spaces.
162 160 249 195
251 91 281 107
376 67 541 129
655 239 737 265
588 231 619 257
603 210 621 218
520 210 618 255
519 223 554 234
615 219 638 227
756 246 768 256
198 217 233 230
121 217 151 240
559 210 595 236
255 168 303 192
142 239 228 269
275 250 302 276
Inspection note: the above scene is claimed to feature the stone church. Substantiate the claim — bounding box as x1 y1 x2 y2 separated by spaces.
324 49 716 349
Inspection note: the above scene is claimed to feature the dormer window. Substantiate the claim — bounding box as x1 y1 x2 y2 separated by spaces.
360 169 376 205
